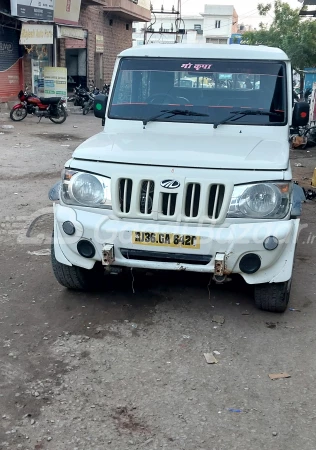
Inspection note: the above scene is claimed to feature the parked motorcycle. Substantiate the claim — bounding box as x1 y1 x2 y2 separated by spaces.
102 83 110 95
304 87 312 104
82 91 95 115
71 85 90 108
69 81 108 115
82 80 100 115
293 85 312 104
10 89 67 124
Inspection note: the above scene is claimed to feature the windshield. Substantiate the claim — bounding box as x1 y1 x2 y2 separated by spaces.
109 58 287 126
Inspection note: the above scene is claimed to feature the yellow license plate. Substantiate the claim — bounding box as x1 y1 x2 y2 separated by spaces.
132 232 200 249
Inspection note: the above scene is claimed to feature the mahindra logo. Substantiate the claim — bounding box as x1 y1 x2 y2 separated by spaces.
160 179 180 189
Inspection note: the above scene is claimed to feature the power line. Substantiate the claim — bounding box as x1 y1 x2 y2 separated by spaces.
143 4 259 44
146 7 259 37
145 0 183 44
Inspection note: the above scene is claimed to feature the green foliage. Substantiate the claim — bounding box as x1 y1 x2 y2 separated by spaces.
257 3 272 15
242 0 316 71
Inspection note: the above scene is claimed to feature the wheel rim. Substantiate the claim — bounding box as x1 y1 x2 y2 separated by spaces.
12 108 27 120
50 109 66 123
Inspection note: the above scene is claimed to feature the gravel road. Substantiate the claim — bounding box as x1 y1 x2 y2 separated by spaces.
1 110 316 450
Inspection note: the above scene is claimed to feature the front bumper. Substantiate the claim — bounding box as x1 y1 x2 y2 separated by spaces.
53 204 300 285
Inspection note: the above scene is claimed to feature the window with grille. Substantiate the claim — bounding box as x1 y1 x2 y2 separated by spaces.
206 38 227 44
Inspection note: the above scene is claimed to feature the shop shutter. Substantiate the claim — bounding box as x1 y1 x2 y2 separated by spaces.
0 28 23 102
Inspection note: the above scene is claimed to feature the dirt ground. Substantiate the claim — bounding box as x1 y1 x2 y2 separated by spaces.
1 109 316 450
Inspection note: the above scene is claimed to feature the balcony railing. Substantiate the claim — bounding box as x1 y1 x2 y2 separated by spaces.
81 0 106 5
103 0 151 22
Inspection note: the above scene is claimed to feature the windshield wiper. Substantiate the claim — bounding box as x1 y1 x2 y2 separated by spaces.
213 109 283 129
143 109 209 127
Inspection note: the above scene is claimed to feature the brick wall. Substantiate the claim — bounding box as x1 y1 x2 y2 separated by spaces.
58 38 66 68
79 5 132 85
103 17 132 83
22 53 32 89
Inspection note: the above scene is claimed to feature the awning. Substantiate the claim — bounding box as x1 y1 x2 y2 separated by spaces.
57 25 85 40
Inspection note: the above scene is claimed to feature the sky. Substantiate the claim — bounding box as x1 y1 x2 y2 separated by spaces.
152 0 303 27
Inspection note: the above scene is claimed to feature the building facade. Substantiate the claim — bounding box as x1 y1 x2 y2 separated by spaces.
58 0 150 90
133 4 238 46
0 0 150 103
202 4 238 45
0 0 24 102
299 0 316 16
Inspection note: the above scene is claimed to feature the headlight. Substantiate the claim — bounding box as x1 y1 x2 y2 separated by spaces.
227 182 291 219
61 169 112 209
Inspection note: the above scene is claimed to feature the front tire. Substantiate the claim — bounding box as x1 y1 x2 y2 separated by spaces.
254 280 291 313
10 107 27 121
51 238 104 290
49 107 67 124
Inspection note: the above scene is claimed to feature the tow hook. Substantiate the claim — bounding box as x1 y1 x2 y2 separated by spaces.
102 244 115 266
213 253 227 283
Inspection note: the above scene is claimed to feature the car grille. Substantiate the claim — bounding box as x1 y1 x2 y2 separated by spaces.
161 192 177 216
119 178 132 213
120 249 212 265
117 178 227 223
207 184 226 220
185 183 201 218
140 180 155 214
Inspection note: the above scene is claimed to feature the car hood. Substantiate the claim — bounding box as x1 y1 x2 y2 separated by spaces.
72 131 289 170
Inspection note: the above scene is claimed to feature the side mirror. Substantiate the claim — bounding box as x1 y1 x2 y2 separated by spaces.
292 102 310 127
48 181 61 201
94 93 108 125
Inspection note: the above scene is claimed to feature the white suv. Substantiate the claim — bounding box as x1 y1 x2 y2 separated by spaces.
50 44 309 312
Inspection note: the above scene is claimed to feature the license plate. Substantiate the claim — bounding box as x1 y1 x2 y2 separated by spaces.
132 232 200 249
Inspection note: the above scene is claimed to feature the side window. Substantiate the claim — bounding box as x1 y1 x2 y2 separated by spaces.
141 71 150 100
174 72 215 89
215 20 221 29
173 72 263 92
113 70 132 104
112 70 149 104
241 74 261 90
218 73 233 89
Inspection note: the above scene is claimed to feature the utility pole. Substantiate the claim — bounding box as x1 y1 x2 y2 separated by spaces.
143 22 147 45
175 0 181 43
144 2 183 45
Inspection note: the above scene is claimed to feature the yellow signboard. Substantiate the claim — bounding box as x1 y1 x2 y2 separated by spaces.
20 24 53 45
96 35 104 53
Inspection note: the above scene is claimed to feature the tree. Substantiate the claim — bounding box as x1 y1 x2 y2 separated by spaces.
242 1 316 89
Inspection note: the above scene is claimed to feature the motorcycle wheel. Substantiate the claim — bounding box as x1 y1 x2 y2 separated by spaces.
49 107 67 124
82 106 89 115
10 107 27 122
